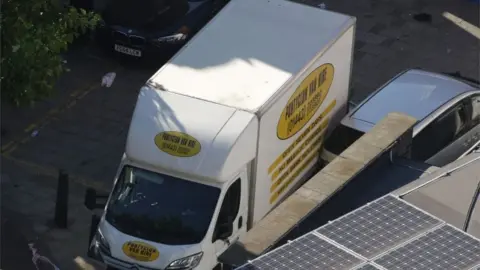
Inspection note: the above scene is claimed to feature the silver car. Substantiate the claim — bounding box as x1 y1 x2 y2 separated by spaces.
321 69 480 167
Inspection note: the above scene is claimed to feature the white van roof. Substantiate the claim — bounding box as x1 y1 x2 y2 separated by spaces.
148 0 355 112
126 87 258 182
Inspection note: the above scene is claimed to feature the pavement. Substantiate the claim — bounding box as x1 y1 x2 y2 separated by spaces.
1 0 479 268
0 157 104 270
1 207 41 270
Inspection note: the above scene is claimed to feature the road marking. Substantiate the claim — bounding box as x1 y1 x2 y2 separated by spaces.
2 153 110 191
443 12 480 40
1 141 15 152
74 256 101 270
29 243 60 270
1 66 124 156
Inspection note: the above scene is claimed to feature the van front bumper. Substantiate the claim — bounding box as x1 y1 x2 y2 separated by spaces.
90 249 161 270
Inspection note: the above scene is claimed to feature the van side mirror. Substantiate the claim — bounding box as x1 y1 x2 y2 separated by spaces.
84 188 109 210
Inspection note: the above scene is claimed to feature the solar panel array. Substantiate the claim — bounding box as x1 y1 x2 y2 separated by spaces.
236 234 362 270
236 195 480 270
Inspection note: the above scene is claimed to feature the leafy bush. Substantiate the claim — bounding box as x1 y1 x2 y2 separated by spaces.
1 0 100 106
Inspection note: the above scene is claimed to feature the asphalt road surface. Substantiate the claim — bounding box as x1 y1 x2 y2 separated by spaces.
1 209 59 270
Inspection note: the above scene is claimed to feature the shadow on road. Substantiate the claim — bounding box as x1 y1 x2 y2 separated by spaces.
0 209 58 270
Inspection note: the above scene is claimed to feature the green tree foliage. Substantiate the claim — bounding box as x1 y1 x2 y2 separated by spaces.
1 0 100 106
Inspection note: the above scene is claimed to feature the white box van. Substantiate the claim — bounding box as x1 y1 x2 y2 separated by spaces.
89 0 356 269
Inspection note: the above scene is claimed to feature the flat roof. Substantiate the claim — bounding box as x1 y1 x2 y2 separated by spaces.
148 0 354 112
395 152 480 238
235 153 480 270
126 86 257 182
291 157 440 231
236 194 480 270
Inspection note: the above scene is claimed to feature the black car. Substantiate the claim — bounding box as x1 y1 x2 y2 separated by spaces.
95 0 227 59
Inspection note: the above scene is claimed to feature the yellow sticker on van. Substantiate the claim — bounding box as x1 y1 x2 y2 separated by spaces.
277 63 334 140
122 241 159 262
154 131 201 157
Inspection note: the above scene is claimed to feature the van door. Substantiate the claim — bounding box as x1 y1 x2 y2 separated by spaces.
212 167 248 256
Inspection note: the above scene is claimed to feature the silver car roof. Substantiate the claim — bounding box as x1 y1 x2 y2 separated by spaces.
343 69 478 132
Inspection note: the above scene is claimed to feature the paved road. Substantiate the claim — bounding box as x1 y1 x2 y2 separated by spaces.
0 209 58 270
2 0 479 191
1 159 103 270
1 214 37 270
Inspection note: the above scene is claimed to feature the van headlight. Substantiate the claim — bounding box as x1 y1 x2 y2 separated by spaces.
93 229 111 255
166 252 203 269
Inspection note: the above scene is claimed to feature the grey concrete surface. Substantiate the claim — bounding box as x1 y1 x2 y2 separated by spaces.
398 153 480 238
1 158 104 269
1 208 42 270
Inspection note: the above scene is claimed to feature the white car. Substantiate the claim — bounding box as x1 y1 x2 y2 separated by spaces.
321 69 480 167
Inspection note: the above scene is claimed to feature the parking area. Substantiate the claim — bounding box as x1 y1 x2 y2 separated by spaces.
1 44 159 190
0 0 478 268
3 0 479 190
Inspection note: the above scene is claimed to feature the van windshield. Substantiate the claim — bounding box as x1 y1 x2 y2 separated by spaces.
105 166 220 245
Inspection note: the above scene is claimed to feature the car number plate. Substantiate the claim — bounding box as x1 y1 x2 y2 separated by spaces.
114 44 142 57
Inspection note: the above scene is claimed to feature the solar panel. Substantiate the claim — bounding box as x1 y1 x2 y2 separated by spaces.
235 232 364 270
375 224 480 270
316 195 441 259
235 194 480 270
354 263 382 270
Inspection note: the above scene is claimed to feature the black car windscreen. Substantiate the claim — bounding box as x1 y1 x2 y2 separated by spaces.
103 0 189 29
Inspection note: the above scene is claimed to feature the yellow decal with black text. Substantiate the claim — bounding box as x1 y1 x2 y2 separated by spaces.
270 148 319 204
154 131 201 157
269 100 336 174
268 99 337 205
277 63 334 140
122 241 159 262
271 128 326 184
270 133 325 192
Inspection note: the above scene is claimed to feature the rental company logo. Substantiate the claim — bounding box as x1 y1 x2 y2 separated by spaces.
122 241 160 262
154 131 201 157
277 63 334 140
